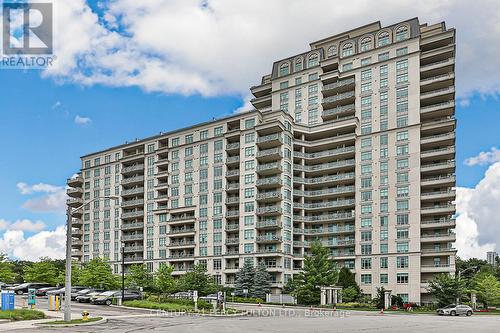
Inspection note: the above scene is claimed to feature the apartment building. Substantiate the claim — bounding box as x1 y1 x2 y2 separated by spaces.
67 18 456 304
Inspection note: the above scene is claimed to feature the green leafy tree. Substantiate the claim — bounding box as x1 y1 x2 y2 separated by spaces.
155 264 176 300
471 272 500 308
290 241 339 305
126 264 153 291
428 273 466 307
78 258 119 289
56 263 81 286
252 262 271 299
0 254 15 283
23 258 59 284
177 264 216 296
337 267 360 301
235 260 255 296
373 287 386 309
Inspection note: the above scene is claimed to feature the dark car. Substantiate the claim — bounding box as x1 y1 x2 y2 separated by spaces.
72 288 103 301
47 286 87 296
91 290 141 305
7 283 52 295
35 287 59 296
76 290 102 303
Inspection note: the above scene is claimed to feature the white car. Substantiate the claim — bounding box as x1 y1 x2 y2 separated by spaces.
437 304 473 316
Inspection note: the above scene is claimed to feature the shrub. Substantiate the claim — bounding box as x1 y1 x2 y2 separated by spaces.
0 309 46 321
230 296 264 304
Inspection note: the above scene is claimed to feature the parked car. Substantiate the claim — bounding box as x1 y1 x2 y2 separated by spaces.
437 304 473 316
76 290 103 303
72 289 103 301
47 286 87 296
91 290 141 305
36 287 59 296
7 283 52 295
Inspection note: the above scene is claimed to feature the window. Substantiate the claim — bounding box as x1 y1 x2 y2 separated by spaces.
397 158 408 170
361 217 372 228
378 31 390 47
361 57 371 66
360 37 372 52
308 73 318 81
245 147 255 157
327 45 337 58
397 242 409 253
361 82 372 93
341 43 353 57
361 137 372 148
361 231 372 241
308 108 318 125
397 256 409 268
214 126 223 136
397 172 409 183
380 133 388 145
395 25 409 41
361 69 372 81
380 188 388 200
397 214 408 225
361 274 372 284
361 177 372 188
342 63 353 71
361 258 372 269
361 244 372 255
380 243 388 254
396 47 408 56
380 257 388 268
200 130 208 140
396 130 408 141
280 92 289 112
308 53 319 67
397 116 408 128
295 58 302 71
279 62 290 76
397 144 409 156
397 186 409 197
397 229 409 239
361 204 372 215
380 274 388 284
280 81 288 90
361 151 372 161
397 273 409 284
361 164 372 175
245 118 255 129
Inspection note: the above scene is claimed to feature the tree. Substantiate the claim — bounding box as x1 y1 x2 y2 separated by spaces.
56 263 81 286
373 287 386 309
428 273 466 307
78 258 119 289
177 264 216 296
337 267 360 301
252 262 271 299
235 260 255 296
23 258 59 284
471 272 500 308
289 241 338 305
155 264 176 300
126 264 153 291
0 254 15 283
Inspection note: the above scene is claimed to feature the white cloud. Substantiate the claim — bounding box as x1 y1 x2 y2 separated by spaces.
455 162 500 259
17 182 67 213
74 115 92 125
0 219 47 232
464 147 500 166
0 226 66 261
36 0 500 99
52 101 62 109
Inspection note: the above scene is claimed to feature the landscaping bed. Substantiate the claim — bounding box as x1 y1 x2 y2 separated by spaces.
0 309 46 321
41 317 103 325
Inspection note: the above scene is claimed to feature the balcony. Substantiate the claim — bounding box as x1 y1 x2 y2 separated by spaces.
294 159 355 174
121 222 144 231
121 164 145 175
256 191 282 202
256 220 282 229
421 160 455 173
72 239 83 246
122 199 145 209
256 148 282 161
420 100 455 120
421 264 453 273
421 174 455 187
321 91 356 108
420 58 455 74
67 175 83 187
225 169 240 179
124 256 144 263
257 134 282 148
71 250 83 257
122 175 145 185
293 172 355 185
169 228 196 235
322 78 355 96
250 82 271 98
66 187 83 198
420 87 455 106
67 198 83 208
421 247 456 257
293 212 354 222
421 146 455 161
226 156 240 165
293 185 355 198
169 214 195 223
251 94 272 109
168 240 196 248
294 146 355 160
421 218 455 229
226 210 240 218
226 183 240 191
256 177 282 188
225 223 240 231
169 253 195 260
421 232 456 243
294 225 355 236
420 132 455 146
255 248 282 255
421 117 456 134
421 190 456 201
256 162 282 175
123 246 144 253
225 238 240 245
225 196 240 205
421 204 455 215
256 206 282 216
294 199 355 210
122 233 144 241
71 229 83 237
256 235 282 243
226 142 240 152
322 104 355 121
122 210 144 219
121 187 144 196
71 209 83 218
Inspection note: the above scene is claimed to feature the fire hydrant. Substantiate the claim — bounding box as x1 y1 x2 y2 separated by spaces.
82 310 89 321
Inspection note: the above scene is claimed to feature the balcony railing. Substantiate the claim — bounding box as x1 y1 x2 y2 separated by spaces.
122 210 144 219
256 148 282 158
256 206 282 215
293 185 355 197
293 212 354 222
257 134 282 144
256 192 282 200
293 172 355 184
294 159 355 172
256 177 282 186
122 164 144 174
294 199 355 209
122 175 145 185
122 187 144 196
295 146 355 159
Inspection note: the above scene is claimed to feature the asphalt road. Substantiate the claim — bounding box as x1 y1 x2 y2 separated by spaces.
3 299 500 333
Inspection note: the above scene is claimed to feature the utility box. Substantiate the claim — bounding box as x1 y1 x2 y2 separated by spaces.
28 288 36 308
1 291 15 311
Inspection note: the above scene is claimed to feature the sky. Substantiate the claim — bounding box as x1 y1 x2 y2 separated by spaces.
0 0 499 261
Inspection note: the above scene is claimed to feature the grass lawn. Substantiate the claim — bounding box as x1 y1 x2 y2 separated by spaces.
42 317 103 325
0 309 46 321
124 300 196 312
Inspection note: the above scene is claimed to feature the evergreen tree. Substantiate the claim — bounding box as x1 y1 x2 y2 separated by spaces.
337 267 361 302
291 240 339 305
235 260 255 296
252 261 271 299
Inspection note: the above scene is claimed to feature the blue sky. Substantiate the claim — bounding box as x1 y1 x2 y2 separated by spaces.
1 0 500 260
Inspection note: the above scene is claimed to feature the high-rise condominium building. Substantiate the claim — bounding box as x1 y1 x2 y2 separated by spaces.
487 252 498 267
67 18 456 304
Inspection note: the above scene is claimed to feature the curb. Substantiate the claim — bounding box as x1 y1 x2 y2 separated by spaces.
34 317 108 327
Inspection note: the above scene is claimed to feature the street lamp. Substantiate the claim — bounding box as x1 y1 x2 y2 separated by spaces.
456 266 478 305
121 242 125 305
64 195 119 322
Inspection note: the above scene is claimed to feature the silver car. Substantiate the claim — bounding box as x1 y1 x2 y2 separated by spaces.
437 304 473 316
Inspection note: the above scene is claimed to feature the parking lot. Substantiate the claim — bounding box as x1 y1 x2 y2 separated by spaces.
3 299 500 333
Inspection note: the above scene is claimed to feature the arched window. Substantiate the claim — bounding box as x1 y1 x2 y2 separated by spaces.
341 43 353 57
308 53 319 68
378 31 390 47
295 58 303 71
279 62 290 76
360 37 372 52
395 25 409 41
327 45 337 58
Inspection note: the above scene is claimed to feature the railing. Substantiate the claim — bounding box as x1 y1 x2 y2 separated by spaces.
257 162 282 172
256 177 282 186
226 143 240 150
122 187 144 196
421 174 455 182
169 228 195 234
420 58 453 68
421 218 454 224
257 134 282 144
225 224 240 231
421 161 455 169
122 164 144 173
294 225 355 235
123 246 144 252
225 238 240 245
121 222 144 230
421 100 455 111
294 185 355 197
169 215 195 222
226 156 240 163
322 78 355 91
421 205 455 211
122 210 144 219
294 159 355 172
256 148 282 158
122 233 144 241
122 199 144 208
226 183 240 190
421 86 454 97
124 256 144 262
256 235 282 242
255 249 282 254
322 104 355 118
421 132 455 141
421 232 455 238
421 190 455 196
226 197 240 204
169 254 194 259
420 72 454 83
256 220 282 228
226 169 240 177
294 172 355 184
421 146 455 155
256 192 282 200
322 91 355 104
295 199 355 209
168 241 196 247
256 206 282 214
294 146 355 159
122 175 145 185
293 212 354 222
226 210 240 217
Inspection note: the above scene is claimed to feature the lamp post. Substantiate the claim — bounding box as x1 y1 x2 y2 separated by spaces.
64 195 119 322
121 242 125 304
456 266 477 305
